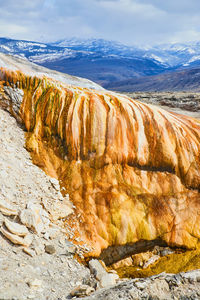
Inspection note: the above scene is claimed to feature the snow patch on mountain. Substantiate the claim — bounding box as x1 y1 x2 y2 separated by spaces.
183 55 200 66
29 49 76 63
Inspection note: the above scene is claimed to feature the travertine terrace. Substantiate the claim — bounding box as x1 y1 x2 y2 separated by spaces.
1 54 200 263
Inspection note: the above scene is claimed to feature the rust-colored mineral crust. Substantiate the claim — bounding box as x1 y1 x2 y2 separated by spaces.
1 68 200 257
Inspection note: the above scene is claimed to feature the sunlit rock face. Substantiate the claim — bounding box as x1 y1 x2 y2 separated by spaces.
1 65 200 259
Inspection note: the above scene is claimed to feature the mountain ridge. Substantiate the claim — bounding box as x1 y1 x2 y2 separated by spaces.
2 37 200 90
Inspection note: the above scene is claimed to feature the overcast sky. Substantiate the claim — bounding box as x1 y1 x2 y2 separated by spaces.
1 0 200 46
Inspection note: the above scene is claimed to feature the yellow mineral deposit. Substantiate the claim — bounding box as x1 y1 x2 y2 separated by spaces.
1 67 200 265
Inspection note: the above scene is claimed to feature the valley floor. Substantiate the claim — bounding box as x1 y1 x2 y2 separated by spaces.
124 91 200 119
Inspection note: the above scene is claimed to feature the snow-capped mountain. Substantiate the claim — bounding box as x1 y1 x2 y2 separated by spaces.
0 37 77 63
51 38 144 59
2 36 200 68
143 41 200 67
1 36 200 89
52 38 200 66
51 38 200 69
0 37 150 63
0 37 168 86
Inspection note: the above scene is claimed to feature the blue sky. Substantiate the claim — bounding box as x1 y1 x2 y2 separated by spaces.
1 0 200 45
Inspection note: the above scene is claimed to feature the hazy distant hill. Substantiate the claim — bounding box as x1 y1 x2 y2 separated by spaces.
105 67 200 92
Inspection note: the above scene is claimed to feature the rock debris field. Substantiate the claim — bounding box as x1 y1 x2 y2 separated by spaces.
0 107 92 300
1 106 200 300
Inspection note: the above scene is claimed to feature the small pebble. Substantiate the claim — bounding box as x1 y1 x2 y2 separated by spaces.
45 244 56 254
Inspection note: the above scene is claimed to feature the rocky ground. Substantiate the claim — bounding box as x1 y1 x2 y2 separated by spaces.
0 107 95 300
1 96 200 299
81 270 200 300
125 91 200 119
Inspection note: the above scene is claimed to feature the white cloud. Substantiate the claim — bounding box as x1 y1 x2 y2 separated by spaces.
0 0 200 45
0 22 27 36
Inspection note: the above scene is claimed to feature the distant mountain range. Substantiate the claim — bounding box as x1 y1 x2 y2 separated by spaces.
1 37 200 91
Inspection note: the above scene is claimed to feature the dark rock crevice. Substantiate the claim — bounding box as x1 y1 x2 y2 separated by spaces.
98 239 167 266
